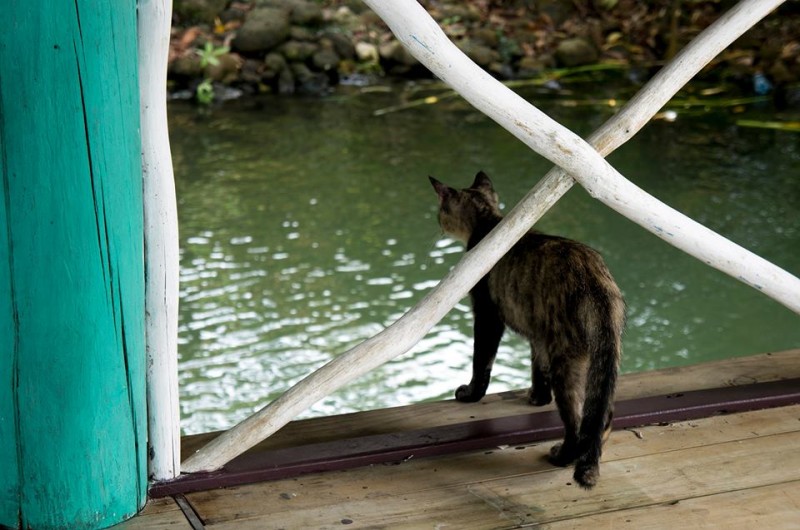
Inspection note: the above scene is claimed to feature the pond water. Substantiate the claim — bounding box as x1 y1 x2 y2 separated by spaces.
169 81 800 435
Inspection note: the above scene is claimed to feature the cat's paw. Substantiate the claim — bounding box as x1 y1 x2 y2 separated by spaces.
455 384 484 403
573 462 599 489
547 443 577 467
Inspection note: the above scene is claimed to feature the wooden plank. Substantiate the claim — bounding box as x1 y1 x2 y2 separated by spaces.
158 378 800 496
199 481 520 530
186 406 800 528
542 481 800 529
167 351 800 496
614 350 800 398
199 427 800 529
116 497 192 530
468 430 800 526
181 349 800 457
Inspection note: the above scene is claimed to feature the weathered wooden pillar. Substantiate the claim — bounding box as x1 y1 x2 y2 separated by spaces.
0 3 146 529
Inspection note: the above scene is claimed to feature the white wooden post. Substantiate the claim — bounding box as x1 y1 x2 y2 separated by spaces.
138 0 181 480
181 0 795 473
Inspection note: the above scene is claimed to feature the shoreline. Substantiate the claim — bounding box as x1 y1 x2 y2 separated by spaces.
168 1 800 104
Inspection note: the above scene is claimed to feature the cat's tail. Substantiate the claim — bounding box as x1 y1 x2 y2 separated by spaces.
574 294 624 489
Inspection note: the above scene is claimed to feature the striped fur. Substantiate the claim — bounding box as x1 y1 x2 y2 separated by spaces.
431 171 625 488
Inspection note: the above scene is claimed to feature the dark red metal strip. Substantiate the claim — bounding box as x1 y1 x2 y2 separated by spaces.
150 378 800 497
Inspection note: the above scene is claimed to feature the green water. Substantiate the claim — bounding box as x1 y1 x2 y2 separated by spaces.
170 85 800 434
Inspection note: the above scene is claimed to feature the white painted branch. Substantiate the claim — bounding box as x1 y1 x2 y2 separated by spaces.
181 0 795 473
138 0 181 480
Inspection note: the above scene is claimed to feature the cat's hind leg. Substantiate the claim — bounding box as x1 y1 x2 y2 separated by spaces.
527 343 552 406
547 356 587 467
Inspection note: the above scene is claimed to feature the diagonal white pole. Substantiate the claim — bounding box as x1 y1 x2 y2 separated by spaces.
182 0 794 474
139 0 181 480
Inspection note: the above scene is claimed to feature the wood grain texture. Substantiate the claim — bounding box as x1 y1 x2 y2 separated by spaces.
124 355 800 529
176 406 800 529
543 481 800 529
0 2 146 528
154 377 800 497
116 497 192 530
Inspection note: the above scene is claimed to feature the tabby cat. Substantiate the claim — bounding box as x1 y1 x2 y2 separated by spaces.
430 171 625 489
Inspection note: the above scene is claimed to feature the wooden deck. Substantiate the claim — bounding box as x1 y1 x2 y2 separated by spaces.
119 350 800 529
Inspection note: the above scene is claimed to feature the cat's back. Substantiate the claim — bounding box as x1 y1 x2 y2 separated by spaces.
492 231 608 280
487 230 622 335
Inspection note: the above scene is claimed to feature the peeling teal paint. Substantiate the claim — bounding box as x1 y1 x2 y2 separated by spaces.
1 2 146 529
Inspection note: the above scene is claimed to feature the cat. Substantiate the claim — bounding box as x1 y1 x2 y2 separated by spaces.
430 171 625 489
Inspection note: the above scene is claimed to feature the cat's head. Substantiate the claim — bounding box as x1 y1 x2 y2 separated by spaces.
429 171 502 243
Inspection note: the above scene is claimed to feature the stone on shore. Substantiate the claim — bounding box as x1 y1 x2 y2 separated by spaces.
174 0 228 24
232 7 291 53
555 37 599 67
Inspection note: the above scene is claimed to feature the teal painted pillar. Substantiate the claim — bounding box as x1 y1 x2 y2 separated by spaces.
1 3 146 529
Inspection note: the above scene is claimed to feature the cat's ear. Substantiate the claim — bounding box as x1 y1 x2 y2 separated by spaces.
429 176 453 204
471 171 494 192
472 171 500 206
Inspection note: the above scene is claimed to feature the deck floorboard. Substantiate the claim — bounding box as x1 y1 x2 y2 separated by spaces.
179 406 800 529
119 350 800 529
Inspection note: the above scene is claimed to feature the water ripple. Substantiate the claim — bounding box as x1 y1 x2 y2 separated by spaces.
170 99 800 435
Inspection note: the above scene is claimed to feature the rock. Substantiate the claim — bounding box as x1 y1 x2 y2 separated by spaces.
213 84 244 102
517 55 554 77
537 0 576 26
240 59 265 84
358 10 385 28
439 4 481 23
277 67 295 95
555 38 598 67
173 0 228 24
291 63 330 95
333 6 359 26
205 53 241 84
321 32 356 60
291 62 313 81
339 0 367 14
170 54 204 78
488 61 514 79
355 42 379 62
312 46 340 71
264 52 287 79
219 7 247 25
379 40 417 66
287 0 324 25
457 39 499 67
280 40 319 62
472 28 499 48
290 26 316 41
233 7 291 53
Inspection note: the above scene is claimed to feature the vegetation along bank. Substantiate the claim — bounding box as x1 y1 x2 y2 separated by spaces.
169 0 800 105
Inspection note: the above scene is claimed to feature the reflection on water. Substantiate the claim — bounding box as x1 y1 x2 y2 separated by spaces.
170 86 800 434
